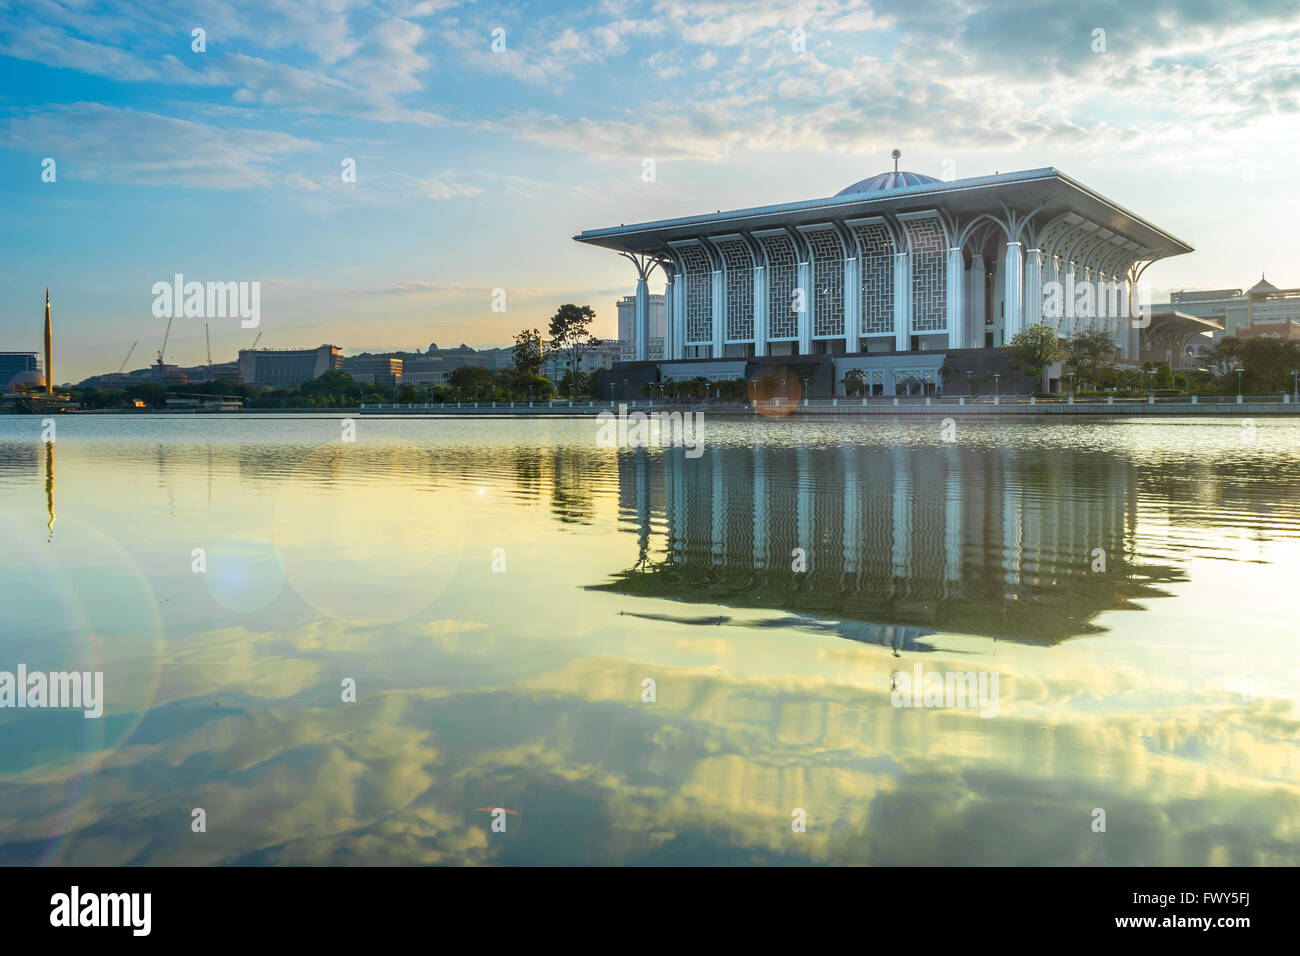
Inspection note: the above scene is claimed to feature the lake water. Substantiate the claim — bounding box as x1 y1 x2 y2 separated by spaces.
0 414 1297 865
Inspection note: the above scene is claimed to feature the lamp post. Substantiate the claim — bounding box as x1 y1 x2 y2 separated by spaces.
1291 369 1298 402
1237 367 1244 397
965 369 973 396
623 378 629 400
1067 371 1075 397
992 372 1000 397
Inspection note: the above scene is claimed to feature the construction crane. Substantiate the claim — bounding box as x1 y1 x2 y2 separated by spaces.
116 340 138 375
250 331 262 350
156 316 174 366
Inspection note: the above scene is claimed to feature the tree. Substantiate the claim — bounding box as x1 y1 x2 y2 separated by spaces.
448 365 495 398
512 328 544 379
547 304 599 398
1004 324 1065 393
1239 336 1300 393
1202 336 1244 376
1064 328 1120 390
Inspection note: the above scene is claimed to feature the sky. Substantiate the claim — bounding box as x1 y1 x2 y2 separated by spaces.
2 0 1300 384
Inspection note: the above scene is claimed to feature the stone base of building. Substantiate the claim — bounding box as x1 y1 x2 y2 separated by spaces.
595 347 1049 399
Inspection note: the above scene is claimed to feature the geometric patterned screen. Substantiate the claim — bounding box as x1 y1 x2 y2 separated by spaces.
804 226 844 338
715 238 755 341
902 217 947 333
757 232 799 340
852 222 895 335
676 243 714 345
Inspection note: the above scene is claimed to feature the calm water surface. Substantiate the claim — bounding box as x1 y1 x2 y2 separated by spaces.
0 414 1297 865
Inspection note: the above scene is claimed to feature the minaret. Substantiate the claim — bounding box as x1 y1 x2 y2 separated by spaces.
44 288 53 394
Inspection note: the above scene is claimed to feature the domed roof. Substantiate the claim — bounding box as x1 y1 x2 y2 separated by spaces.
835 170 942 196
7 370 45 392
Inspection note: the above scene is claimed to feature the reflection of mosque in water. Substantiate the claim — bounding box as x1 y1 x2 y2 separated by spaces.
599 443 1184 647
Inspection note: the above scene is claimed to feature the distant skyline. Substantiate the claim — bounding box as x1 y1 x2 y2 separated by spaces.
3 1 1300 382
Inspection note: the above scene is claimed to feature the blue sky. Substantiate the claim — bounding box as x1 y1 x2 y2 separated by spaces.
3 0 1300 383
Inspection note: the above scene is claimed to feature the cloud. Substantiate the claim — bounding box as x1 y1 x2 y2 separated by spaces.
1 102 317 188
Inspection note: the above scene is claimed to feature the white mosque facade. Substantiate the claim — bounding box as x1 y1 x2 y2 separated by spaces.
576 162 1193 394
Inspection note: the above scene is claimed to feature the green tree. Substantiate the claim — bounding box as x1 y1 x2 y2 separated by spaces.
1239 336 1300 393
547 304 599 398
1004 324 1065 393
1064 328 1120 390
448 365 495 399
512 328 544 379
1203 336 1244 376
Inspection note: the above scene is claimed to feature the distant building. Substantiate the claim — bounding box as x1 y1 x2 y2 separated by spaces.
150 364 190 386
401 357 448 385
426 343 512 372
346 356 403 386
186 361 243 384
238 345 341 387
543 339 622 383
616 294 664 361
1168 275 1300 359
1167 288 1247 333
1238 318 1300 341
0 352 42 392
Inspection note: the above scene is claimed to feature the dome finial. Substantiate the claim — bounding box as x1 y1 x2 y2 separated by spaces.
891 148 901 173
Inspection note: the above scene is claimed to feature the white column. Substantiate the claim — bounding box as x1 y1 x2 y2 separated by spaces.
796 448 813 559
1063 262 1076 341
1024 248 1042 329
967 254 985 347
672 278 686 359
1124 278 1139 360
894 251 910 351
710 450 725 565
752 446 768 568
634 275 649 362
891 447 911 576
842 447 861 575
944 452 962 584
711 271 724 358
844 257 859 353
1003 241 1024 339
797 261 812 354
753 266 767 357
662 277 674 361
946 247 964 350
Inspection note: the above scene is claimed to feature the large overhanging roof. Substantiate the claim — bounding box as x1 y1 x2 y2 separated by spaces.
574 167 1193 262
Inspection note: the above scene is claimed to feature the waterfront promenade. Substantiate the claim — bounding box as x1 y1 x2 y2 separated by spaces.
359 395 1300 417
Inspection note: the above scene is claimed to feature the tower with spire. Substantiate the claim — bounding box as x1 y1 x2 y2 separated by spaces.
44 288 52 395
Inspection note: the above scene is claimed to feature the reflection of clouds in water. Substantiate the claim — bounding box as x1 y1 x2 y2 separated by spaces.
0 513 163 785
272 442 468 623
2 612 1294 865
3 418 1299 864
0 512 164 864
203 532 285 614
